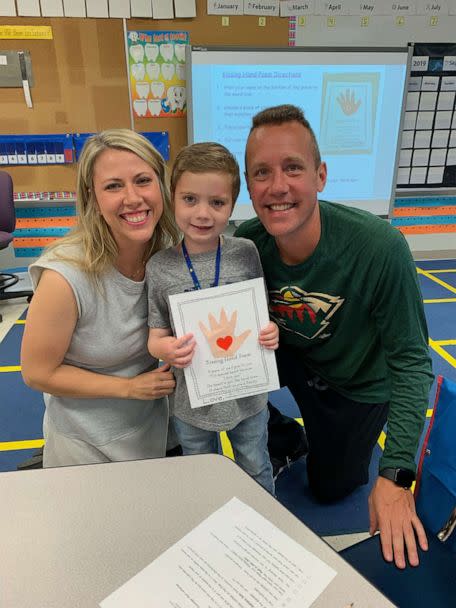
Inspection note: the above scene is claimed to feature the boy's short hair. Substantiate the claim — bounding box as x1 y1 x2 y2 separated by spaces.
171 142 241 206
247 104 321 168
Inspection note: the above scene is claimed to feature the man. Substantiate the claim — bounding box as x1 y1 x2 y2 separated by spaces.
235 104 433 569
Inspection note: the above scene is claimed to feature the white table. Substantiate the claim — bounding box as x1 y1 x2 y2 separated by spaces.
1 454 395 607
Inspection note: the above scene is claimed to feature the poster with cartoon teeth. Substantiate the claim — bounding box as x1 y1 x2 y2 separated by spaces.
127 30 189 118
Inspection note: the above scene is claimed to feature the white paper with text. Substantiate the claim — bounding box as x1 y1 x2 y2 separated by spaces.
100 497 337 607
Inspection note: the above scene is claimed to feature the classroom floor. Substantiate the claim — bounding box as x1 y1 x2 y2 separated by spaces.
1 257 455 554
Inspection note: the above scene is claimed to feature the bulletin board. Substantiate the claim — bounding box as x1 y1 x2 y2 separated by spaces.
0 6 289 192
0 16 131 191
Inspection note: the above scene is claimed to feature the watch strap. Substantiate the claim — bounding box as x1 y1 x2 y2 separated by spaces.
379 467 415 488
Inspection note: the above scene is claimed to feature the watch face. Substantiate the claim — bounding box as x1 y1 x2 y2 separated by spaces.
396 468 415 487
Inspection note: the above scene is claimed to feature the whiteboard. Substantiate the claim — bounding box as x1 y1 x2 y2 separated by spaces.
187 46 410 219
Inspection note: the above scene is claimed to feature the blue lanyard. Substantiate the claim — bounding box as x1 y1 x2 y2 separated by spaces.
181 238 221 290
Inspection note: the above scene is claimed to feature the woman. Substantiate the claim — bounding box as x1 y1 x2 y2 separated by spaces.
21 130 179 467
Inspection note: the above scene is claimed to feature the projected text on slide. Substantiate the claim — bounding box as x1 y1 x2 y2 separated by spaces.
189 49 408 219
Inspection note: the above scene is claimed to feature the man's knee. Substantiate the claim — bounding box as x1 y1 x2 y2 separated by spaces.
267 402 307 459
307 464 369 503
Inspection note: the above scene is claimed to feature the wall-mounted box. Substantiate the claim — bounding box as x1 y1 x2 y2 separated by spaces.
0 50 34 87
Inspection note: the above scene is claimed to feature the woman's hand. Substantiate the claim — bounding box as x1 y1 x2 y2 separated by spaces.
128 364 176 400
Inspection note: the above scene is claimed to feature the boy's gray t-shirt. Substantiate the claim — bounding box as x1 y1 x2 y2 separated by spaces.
146 236 268 432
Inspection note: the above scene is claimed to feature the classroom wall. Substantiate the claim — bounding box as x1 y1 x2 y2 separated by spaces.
1 9 455 254
290 14 456 47
1 17 130 190
1 8 289 191
291 15 456 254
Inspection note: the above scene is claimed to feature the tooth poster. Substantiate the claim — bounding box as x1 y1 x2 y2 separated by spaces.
127 30 189 118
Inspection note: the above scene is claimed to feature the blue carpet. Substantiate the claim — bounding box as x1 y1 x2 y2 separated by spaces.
429 348 456 382
417 259 456 270
0 324 22 366
2 267 28 273
274 446 383 536
431 271 456 289
18 309 27 321
425 302 456 339
0 372 44 441
447 345 456 358
269 387 300 419
418 275 455 299
0 448 40 471
269 388 382 536
0 316 44 446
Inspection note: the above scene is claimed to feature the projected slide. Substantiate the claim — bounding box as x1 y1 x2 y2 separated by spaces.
188 49 408 219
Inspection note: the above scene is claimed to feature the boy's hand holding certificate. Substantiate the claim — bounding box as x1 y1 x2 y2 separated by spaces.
169 278 280 408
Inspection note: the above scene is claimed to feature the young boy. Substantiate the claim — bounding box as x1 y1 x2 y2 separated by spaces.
146 142 278 493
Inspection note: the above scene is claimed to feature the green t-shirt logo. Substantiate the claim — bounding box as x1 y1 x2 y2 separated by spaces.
269 285 344 340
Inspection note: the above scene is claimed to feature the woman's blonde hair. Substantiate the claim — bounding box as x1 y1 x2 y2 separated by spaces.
46 129 179 274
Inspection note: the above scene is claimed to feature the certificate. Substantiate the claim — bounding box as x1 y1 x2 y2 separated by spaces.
100 497 337 608
169 278 280 409
320 72 379 155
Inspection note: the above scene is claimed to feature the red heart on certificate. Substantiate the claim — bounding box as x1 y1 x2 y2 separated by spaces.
216 336 233 351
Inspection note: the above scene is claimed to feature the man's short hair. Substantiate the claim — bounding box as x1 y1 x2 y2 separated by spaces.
171 141 240 206
247 104 321 168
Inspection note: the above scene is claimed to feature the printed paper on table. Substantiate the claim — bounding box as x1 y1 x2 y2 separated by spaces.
100 497 337 608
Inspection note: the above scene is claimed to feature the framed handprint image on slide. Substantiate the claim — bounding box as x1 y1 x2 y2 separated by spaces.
169 278 280 409
320 72 380 156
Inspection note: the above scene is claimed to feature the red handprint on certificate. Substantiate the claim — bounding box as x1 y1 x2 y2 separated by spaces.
199 308 251 359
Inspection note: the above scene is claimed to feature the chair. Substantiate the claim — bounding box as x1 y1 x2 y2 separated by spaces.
340 375 456 608
0 170 33 322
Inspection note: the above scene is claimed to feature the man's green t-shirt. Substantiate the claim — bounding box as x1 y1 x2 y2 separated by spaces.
235 200 433 472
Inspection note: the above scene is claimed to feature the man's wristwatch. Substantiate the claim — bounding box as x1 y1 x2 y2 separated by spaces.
379 467 415 488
